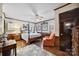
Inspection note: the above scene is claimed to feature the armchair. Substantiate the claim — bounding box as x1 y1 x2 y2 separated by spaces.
43 33 55 47
43 33 68 55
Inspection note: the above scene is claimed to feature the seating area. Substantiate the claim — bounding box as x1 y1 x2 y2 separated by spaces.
42 33 69 56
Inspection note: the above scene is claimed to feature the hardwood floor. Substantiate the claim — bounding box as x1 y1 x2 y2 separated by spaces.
43 47 69 56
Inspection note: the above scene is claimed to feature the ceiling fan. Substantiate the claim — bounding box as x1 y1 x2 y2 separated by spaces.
29 4 44 21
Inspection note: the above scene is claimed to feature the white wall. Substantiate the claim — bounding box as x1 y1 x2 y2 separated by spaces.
0 3 2 16
48 20 55 33
6 18 29 34
0 3 3 35
55 3 79 36
5 18 35 34
0 16 3 35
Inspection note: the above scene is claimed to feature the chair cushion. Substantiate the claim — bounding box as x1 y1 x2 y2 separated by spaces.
43 39 55 47
43 33 55 47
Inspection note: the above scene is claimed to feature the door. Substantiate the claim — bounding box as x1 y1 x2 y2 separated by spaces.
59 21 66 51
59 8 79 55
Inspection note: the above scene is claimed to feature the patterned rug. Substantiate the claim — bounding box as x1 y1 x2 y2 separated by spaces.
17 44 55 56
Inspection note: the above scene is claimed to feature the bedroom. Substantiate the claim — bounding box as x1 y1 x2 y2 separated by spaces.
0 3 79 56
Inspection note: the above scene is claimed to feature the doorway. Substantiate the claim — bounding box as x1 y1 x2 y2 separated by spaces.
59 8 79 55
61 21 74 49
59 19 74 54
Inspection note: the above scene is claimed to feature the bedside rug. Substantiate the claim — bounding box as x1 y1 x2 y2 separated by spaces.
17 44 55 56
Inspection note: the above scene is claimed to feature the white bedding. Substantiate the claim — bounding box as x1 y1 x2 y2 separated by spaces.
21 32 41 42
29 32 41 38
21 33 28 42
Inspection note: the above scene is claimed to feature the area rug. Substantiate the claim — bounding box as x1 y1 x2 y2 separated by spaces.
17 44 55 56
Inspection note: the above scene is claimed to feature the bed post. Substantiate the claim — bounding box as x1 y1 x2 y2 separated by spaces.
28 22 30 45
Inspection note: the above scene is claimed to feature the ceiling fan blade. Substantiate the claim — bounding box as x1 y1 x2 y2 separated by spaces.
28 4 38 16
28 4 44 20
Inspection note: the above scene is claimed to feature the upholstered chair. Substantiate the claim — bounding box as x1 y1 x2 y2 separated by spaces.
43 33 55 47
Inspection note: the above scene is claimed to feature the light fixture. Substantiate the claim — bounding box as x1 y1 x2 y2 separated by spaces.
65 23 71 26
36 15 43 21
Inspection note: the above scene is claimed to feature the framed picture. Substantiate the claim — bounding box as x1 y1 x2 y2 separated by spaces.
22 23 29 31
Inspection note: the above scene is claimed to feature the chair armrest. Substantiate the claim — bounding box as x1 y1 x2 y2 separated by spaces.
44 36 49 39
43 36 50 40
45 38 52 40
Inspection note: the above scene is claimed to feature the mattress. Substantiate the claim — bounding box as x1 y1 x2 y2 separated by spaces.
21 32 41 42
29 32 41 38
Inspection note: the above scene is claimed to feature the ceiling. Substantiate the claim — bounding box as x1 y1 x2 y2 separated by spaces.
3 3 67 23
